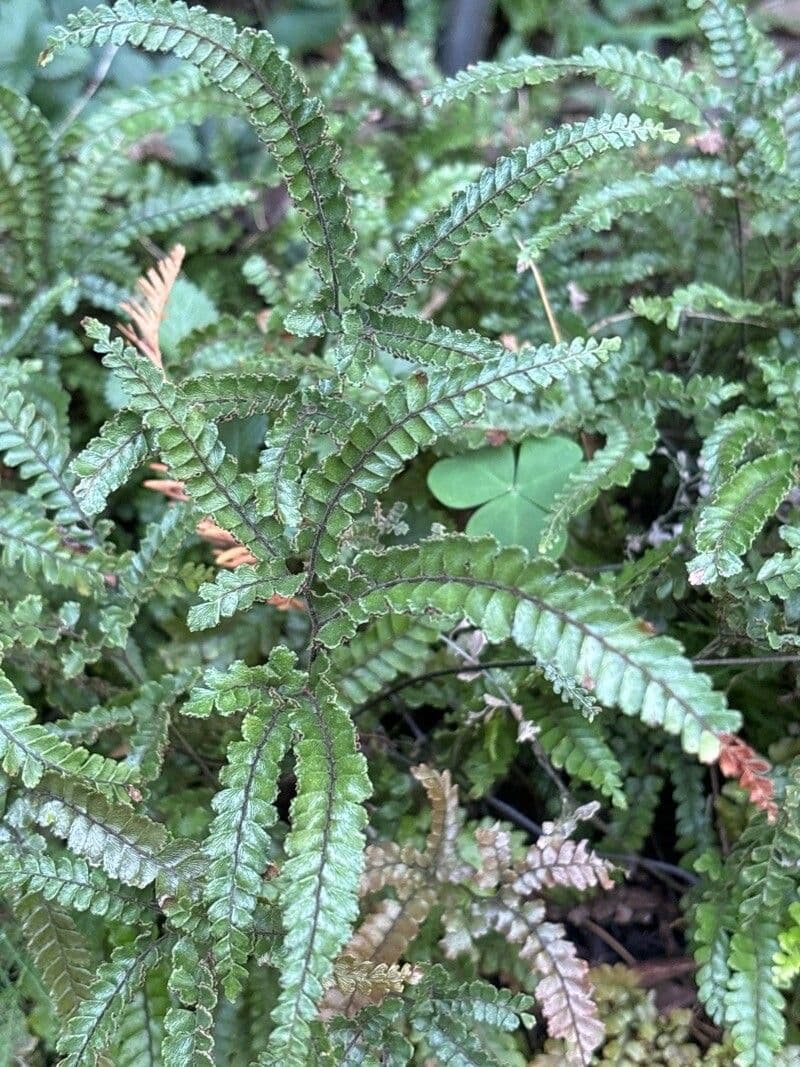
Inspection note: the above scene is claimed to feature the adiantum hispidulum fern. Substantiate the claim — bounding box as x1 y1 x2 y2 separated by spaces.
0 0 795 1063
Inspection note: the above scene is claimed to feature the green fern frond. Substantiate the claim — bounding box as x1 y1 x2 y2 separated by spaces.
41 0 361 312
102 183 255 250
56 933 168 1067
0 278 77 361
366 114 678 308
631 284 792 330
538 408 658 557
0 495 110 595
162 937 217 1067
71 413 149 518
688 451 795 585
521 159 733 258
687 0 779 88
300 337 618 569
0 86 58 287
725 923 785 1067
427 44 711 123
28 776 197 891
266 673 370 1065
202 651 301 999
14 891 94 1022
61 68 235 253
320 537 741 758
0 669 136 792
0 838 147 924
0 390 92 530
181 372 296 422
531 703 627 809
329 614 441 705
187 563 303 631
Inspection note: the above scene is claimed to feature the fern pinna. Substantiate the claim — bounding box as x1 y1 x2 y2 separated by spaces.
0 0 798 1063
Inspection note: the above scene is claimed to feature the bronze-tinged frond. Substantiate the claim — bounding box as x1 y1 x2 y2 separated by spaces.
118 243 186 371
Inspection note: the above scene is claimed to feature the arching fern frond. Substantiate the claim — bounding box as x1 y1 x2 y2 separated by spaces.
366 115 678 308
521 159 733 258
0 278 77 362
301 337 618 571
101 183 255 251
538 407 658 557
0 838 148 924
0 669 136 793
40 0 360 312
426 44 712 124
688 451 795 585
319 537 742 759
57 933 169 1067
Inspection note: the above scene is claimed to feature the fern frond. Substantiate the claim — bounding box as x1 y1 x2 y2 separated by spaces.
0 839 147 924
0 495 110 594
14 891 94 1022
62 68 234 253
267 674 370 1065
725 922 785 1066
339 307 518 375
187 563 303 630
632 283 791 330
41 0 360 312
366 115 677 307
162 937 217 1067
0 86 58 287
700 408 779 488
531 703 626 808
687 0 779 87
71 412 149 518
112 960 169 1067
320 537 741 758
0 669 136 792
0 390 92 530
57 933 168 1067
688 451 795 585
203 653 300 999
426 45 710 123
538 408 658 556
104 183 254 250
0 278 77 361
521 159 733 258
329 614 441 705
28 776 196 891
482 896 603 1065
301 337 618 569
86 321 284 563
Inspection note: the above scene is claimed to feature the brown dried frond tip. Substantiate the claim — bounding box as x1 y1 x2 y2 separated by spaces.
718 732 778 823
118 243 186 371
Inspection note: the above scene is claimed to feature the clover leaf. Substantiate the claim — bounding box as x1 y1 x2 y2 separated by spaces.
427 436 583 553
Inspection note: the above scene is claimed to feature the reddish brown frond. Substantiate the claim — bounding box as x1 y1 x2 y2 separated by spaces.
118 243 186 371
718 732 778 823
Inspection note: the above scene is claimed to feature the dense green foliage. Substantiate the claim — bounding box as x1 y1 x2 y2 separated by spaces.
1 0 800 1063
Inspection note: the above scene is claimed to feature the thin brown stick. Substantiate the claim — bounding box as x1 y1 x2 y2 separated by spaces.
517 240 562 343
581 918 637 966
